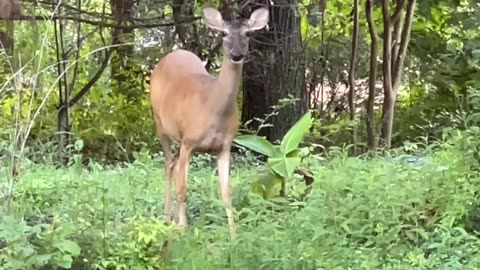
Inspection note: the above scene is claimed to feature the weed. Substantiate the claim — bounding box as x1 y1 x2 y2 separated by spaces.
1 127 480 269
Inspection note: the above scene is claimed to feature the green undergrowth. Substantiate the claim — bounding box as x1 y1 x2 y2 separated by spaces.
2 128 480 269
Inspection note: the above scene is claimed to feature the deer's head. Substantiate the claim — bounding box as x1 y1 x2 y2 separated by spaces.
202 7 269 64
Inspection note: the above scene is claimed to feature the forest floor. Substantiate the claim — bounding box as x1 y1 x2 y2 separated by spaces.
2 131 480 269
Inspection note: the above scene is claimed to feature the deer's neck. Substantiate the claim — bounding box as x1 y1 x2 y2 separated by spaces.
213 55 243 113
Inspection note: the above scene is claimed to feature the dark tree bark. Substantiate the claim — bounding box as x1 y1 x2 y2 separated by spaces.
54 11 71 163
172 0 200 55
0 27 13 55
241 0 307 142
318 0 327 12
365 0 378 150
110 0 142 100
379 0 416 148
348 0 359 153
348 0 359 122
0 0 20 70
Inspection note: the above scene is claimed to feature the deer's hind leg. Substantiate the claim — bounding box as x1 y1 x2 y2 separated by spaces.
159 134 176 222
155 116 175 222
174 143 193 227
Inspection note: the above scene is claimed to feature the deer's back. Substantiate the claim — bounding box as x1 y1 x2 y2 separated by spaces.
149 49 234 146
149 49 211 115
150 49 209 93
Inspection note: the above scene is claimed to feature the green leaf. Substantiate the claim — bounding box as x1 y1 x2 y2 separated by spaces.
300 8 309 40
472 49 480 60
251 169 283 199
74 139 84 151
280 111 313 155
55 239 81 256
286 149 301 158
288 201 307 207
234 134 278 157
30 254 53 267
269 197 290 204
268 157 301 179
427 242 445 250
56 254 74 269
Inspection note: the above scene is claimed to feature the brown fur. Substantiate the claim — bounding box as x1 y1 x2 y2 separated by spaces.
150 50 240 152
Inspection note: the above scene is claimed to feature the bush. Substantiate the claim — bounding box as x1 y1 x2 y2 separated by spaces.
1 128 480 269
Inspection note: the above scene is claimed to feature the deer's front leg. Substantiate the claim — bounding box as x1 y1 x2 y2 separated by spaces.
217 147 236 238
175 144 192 227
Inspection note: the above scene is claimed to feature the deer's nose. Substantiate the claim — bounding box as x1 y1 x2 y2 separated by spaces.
231 53 244 62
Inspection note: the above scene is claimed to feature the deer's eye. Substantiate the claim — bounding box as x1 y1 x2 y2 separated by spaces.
221 32 228 37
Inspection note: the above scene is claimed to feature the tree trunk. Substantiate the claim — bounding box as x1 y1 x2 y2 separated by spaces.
379 0 416 148
380 94 395 147
0 25 13 56
365 0 378 150
241 0 307 142
54 6 71 163
110 0 141 100
0 0 19 76
348 0 359 153
172 0 199 55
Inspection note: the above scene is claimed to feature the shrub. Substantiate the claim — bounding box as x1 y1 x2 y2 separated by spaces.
1 127 480 269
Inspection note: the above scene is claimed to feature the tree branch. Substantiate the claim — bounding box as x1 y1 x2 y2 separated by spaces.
0 15 201 30
348 0 360 153
380 0 395 146
390 0 405 24
391 0 403 73
366 0 379 150
69 47 114 107
392 0 415 91
172 0 187 44
35 0 166 23
348 0 359 121
68 2 112 107
381 0 393 94
69 0 83 92
37 0 107 17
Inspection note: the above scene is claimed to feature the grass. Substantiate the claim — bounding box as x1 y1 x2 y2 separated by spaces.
2 128 480 269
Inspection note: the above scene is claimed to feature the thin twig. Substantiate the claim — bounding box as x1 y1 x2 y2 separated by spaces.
0 15 201 30
392 0 416 91
69 8 122 107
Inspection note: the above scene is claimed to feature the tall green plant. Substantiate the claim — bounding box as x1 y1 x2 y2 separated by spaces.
234 111 314 198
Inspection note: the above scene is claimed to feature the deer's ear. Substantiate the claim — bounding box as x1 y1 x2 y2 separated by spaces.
247 7 269 31
202 7 225 32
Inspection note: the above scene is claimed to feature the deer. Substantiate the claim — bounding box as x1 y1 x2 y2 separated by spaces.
149 6 269 238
